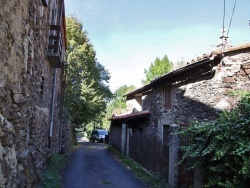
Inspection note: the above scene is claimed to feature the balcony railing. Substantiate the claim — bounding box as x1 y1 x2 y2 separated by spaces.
47 25 65 68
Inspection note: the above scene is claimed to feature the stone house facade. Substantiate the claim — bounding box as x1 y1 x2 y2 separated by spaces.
0 0 70 187
110 44 250 187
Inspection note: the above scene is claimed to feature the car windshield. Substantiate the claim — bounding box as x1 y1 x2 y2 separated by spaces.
98 130 108 135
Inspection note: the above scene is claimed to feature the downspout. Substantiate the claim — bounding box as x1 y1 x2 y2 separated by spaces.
58 0 64 152
59 53 67 152
58 71 64 152
49 68 57 149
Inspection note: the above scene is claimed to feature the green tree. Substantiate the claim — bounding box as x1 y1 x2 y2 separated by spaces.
103 85 136 128
65 16 112 127
142 55 173 85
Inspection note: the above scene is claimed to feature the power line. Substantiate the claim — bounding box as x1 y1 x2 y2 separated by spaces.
223 0 226 33
227 0 237 37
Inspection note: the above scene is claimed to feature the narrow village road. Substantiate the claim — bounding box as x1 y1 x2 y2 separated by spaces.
62 141 147 188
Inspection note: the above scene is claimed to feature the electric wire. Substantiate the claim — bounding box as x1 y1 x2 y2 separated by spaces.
223 0 226 34
227 0 237 37
222 0 226 50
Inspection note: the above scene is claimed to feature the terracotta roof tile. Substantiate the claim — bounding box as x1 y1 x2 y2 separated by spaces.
110 110 150 121
125 43 250 99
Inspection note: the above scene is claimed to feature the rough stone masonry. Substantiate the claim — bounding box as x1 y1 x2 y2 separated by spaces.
0 0 69 187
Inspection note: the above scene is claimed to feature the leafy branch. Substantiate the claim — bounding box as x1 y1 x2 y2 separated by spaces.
179 92 250 187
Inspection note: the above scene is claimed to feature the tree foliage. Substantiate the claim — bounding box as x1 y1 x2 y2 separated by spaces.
142 55 173 85
179 92 250 187
106 85 136 120
65 16 112 126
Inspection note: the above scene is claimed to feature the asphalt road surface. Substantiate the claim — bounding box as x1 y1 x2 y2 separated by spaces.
62 142 147 188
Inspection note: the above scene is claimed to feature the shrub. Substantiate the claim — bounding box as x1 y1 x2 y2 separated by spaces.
179 93 250 187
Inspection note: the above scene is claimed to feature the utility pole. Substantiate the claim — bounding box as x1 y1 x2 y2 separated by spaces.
217 27 228 50
217 27 232 50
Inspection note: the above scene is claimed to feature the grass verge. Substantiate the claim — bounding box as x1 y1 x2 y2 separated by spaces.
108 146 167 188
40 144 77 188
40 126 79 187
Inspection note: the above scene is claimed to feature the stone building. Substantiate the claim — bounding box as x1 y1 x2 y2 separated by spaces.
0 0 69 187
110 43 250 187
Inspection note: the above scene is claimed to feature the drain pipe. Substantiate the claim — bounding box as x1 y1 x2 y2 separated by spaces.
49 68 57 149
59 54 67 153
58 74 65 152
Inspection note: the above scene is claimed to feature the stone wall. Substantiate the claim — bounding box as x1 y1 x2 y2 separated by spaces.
173 51 250 187
175 50 250 124
134 49 250 184
0 0 69 187
142 50 250 132
139 88 172 178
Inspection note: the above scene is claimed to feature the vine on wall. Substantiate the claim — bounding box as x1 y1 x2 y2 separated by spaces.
179 92 250 187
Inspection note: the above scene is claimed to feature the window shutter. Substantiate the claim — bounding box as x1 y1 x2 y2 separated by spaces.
164 87 172 109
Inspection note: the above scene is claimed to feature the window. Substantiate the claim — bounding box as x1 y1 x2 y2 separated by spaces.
163 86 172 109
50 1 58 25
48 1 58 53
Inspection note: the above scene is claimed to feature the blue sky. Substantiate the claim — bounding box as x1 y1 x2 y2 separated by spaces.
64 0 250 92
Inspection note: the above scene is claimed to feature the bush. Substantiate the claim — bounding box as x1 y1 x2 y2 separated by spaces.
179 93 250 187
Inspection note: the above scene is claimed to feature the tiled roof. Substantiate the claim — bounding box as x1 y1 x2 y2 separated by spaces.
125 43 250 99
186 43 250 65
110 110 150 121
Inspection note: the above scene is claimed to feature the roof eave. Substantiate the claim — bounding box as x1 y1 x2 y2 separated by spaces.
125 43 250 100
125 57 219 99
110 111 150 122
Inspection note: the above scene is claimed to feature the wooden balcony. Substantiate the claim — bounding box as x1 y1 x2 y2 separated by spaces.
47 25 65 68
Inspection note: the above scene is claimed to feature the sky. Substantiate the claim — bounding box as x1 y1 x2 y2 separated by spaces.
64 0 250 92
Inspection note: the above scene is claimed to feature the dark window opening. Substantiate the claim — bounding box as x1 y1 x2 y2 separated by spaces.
40 76 45 96
163 86 172 109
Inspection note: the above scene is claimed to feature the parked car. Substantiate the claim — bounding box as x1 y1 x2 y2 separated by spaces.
90 129 108 143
